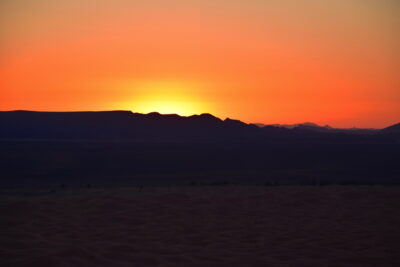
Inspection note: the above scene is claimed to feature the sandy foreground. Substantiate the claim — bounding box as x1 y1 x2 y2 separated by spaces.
1 185 399 267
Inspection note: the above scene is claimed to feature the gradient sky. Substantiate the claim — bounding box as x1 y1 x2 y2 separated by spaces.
1 0 399 128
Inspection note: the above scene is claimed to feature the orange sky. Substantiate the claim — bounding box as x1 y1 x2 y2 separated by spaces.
1 0 399 128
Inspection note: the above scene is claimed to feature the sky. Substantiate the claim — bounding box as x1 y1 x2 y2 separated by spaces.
1 0 399 128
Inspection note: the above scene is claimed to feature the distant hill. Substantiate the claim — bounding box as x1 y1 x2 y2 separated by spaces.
256 122 330 129
254 122 378 134
381 123 400 133
0 110 395 142
0 110 259 141
1 111 399 187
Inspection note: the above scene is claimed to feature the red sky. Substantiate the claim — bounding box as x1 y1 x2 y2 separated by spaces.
1 0 399 128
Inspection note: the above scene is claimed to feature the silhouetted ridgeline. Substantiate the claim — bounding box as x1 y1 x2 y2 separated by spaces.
0 111 399 188
0 110 398 142
0 110 257 141
380 123 400 137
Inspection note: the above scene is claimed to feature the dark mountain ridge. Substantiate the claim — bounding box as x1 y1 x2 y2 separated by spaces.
381 123 400 133
0 110 398 142
0 110 258 141
255 122 379 134
1 111 399 187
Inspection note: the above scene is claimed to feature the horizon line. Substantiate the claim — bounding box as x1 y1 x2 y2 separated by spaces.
1 109 397 130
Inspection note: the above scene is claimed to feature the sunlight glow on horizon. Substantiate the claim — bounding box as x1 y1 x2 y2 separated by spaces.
113 80 215 116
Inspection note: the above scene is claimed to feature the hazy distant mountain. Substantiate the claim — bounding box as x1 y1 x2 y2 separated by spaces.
255 122 330 129
254 122 378 134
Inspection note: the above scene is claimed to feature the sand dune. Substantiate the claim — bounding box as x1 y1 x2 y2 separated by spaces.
1 186 399 266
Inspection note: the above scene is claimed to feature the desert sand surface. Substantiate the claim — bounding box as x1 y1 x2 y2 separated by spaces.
1 185 399 267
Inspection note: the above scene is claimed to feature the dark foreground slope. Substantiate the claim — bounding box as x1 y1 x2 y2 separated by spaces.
0 111 399 188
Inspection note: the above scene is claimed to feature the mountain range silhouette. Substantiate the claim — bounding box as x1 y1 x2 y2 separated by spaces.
0 110 399 187
0 110 398 142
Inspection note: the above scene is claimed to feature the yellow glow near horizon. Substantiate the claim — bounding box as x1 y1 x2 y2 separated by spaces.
135 100 203 116
117 80 213 116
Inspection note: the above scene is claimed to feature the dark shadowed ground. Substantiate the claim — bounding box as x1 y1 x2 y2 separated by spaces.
1 140 399 189
1 186 400 267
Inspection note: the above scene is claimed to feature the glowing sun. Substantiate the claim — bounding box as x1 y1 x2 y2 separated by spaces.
118 80 213 116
